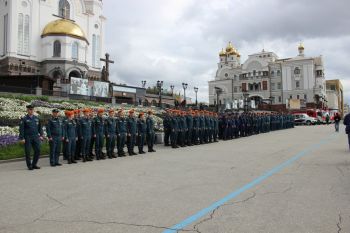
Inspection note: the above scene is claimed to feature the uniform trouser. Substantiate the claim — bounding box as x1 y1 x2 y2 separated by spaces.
199 129 204 144
178 131 185 146
81 136 91 160
164 129 170 145
49 137 61 165
95 134 104 159
192 129 198 144
138 133 146 152
214 129 218 141
106 135 116 157
89 136 95 157
127 133 136 153
62 139 67 160
75 138 81 159
335 122 340 132
24 136 40 168
117 133 126 154
171 130 178 147
147 132 155 150
66 138 76 162
348 134 350 150
187 130 192 145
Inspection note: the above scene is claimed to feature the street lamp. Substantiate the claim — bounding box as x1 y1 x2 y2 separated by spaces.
243 90 249 112
157 80 163 108
182 83 188 107
141 80 146 88
194 87 199 106
170 85 174 96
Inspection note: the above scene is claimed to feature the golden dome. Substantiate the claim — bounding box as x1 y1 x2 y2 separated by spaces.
41 19 88 43
219 48 226 56
298 42 304 50
226 41 235 53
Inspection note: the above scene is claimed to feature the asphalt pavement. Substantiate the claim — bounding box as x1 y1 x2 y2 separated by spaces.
0 124 349 233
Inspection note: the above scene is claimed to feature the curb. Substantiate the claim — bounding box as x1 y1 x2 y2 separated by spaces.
0 155 49 164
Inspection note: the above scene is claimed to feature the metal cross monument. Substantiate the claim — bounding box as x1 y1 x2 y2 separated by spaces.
100 53 114 82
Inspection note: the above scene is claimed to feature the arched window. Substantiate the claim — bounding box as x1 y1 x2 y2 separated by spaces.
53 40 61 57
59 0 70 19
294 67 300 75
72 41 78 60
92 34 100 67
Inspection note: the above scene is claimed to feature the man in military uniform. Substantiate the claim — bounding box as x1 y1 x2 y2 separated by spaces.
19 105 43 170
186 110 194 146
127 109 138 155
79 109 93 162
64 111 78 164
46 109 64 167
192 110 200 145
74 109 82 161
137 112 147 154
163 110 171 146
105 109 117 159
62 110 69 160
170 110 179 148
146 110 156 152
89 109 97 160
116 109 127 156
93 109 105 160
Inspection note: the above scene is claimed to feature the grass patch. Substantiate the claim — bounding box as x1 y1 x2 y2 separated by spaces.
0 142 50 160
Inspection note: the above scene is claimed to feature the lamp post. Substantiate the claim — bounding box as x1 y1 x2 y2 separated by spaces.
157 80 163 108
170 85 174 96
141 80 146 88
182 82 188 107
243 90 249 112
194 87 199 106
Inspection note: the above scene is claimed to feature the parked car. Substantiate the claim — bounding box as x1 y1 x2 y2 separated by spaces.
293 113 317 125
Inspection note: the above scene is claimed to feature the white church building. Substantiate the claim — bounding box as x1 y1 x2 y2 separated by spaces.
0 0 106 94
208 42 327 111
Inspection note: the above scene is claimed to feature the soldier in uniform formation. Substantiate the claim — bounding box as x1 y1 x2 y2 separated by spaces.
20 106 156 170
20 105 294 171
218 112 295 140
162 109 220 148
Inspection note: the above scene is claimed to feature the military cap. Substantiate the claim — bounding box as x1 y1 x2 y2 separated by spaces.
26 104 34 109
52 109 59 113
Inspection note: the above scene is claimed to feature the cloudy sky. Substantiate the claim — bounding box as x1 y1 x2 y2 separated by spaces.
103 0 350 103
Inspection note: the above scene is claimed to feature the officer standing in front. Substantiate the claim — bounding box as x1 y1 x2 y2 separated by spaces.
46 109 64 167
19 105 44 170
79 109 93 162
137 112 147 154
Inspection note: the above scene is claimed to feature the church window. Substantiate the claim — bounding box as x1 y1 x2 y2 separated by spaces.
17 14 24 54
225 73 228 78
296 81 300 88
297 95 300 99
92 34 101 68
271 83 275 90
304 94 307 100
72 42 79 60
278 96 282 102
277 82 282 89
3 14 8 55
59 0 70 19
294 67 300 75
262 81 268 90
53 40 61 57
253 70 256 76
271 70 274 77
17 13 30 55
277 70 281 76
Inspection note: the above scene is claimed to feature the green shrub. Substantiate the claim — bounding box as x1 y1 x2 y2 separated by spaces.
0 142 50 160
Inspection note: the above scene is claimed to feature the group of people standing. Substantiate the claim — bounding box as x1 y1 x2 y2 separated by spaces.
19 104 296 171
162 109 295 148
19 105 156 170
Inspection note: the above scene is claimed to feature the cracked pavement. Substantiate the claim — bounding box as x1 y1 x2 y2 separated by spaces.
1 125 350 233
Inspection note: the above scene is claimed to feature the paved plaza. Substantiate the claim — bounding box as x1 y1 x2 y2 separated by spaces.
0 125 349 233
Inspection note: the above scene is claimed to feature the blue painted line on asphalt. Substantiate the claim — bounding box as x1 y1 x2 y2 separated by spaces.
163 133 338 233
